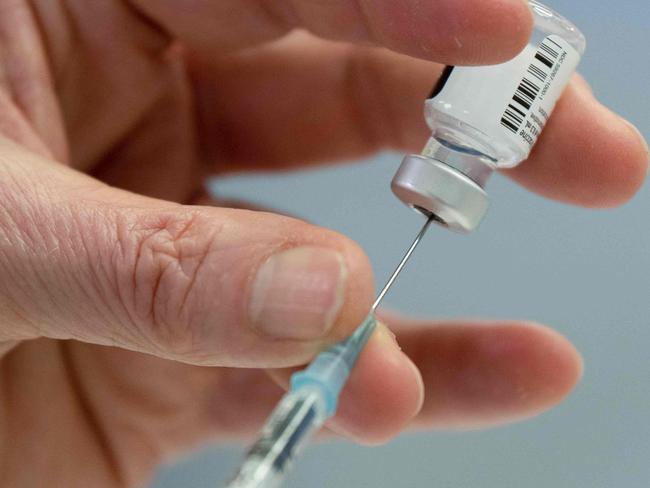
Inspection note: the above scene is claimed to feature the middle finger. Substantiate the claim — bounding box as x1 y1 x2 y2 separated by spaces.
194 34 648 208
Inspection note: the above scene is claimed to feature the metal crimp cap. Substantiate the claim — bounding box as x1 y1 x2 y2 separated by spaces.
391 154 489 233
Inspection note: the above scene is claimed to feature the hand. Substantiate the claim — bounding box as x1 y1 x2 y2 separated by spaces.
0 1 647 487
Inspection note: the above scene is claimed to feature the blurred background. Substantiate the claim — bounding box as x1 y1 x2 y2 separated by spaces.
152 1 649 487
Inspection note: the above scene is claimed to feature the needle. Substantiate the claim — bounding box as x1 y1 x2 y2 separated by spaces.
371 214 436 312
226 214 438 488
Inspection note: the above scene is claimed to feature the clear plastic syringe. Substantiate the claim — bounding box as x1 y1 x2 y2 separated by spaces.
226 215 435 488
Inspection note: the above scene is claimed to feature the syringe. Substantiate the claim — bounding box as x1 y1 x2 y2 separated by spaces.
226 214 435 488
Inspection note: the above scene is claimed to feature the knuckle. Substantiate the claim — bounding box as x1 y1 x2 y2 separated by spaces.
113 210 219 356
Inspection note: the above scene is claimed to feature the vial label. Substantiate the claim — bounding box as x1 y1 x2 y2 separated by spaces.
499 36 579 149
428 35 580 163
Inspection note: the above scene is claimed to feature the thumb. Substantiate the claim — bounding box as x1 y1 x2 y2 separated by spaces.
0 140 373 367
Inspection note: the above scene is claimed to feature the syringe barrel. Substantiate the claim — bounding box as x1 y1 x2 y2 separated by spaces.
227 388 326 488
290 351 349 416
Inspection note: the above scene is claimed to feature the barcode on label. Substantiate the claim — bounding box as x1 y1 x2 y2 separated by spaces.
500 38 563 134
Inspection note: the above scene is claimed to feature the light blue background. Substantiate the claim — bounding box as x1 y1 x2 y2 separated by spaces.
152 1 649 487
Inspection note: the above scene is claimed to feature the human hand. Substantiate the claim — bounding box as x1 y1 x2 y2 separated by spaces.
0 1 647 487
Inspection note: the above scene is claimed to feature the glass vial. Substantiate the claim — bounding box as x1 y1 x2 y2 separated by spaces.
392 1 585 232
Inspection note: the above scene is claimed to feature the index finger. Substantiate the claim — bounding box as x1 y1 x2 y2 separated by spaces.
131 0 533 65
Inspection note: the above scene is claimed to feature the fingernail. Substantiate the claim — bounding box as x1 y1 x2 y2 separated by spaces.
249 247 347 340
374 322 401 351
374 323 424 408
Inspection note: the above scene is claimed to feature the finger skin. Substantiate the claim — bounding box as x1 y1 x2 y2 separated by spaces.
132 0 532 65
0 138 374 368
59 341 287 484
271 318 581 443
506 79 649 207
0 341 121 487
192 33 437 171
197 36 649 208
325 324 424 444
395 319 583 430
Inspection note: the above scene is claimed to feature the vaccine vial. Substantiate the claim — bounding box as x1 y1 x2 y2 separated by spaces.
391 1 585 232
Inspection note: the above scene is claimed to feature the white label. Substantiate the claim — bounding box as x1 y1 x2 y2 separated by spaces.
429 35 580 162
499 36 579 149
